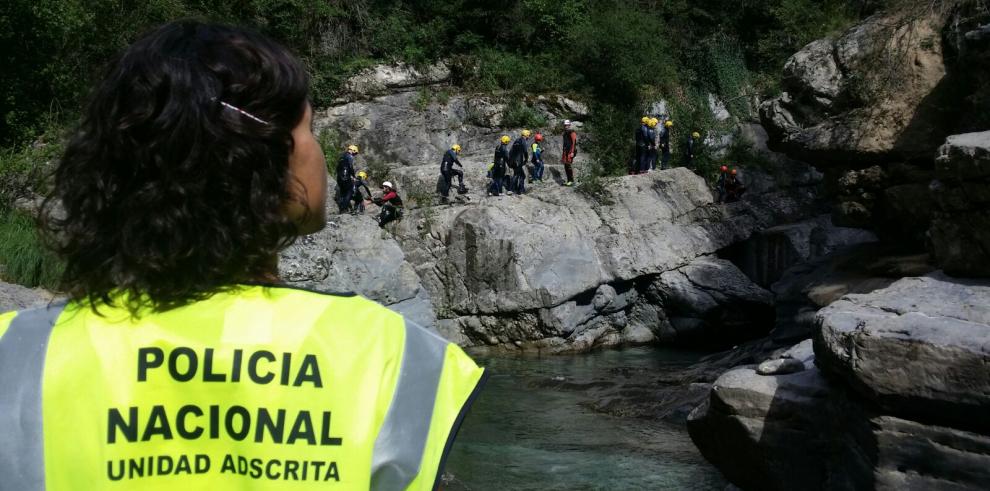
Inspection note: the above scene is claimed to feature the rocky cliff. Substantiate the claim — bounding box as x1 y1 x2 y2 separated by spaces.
760 6 990 246
689 5 990 488
277 70 875 352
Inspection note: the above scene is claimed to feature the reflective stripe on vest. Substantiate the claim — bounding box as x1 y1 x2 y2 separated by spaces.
0 287 484 490
370 320 446 490
0 302 67 491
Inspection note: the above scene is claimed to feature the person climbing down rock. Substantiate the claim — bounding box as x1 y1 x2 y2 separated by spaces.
351 170 372 214
373 181 403 227
336 144 359 213
492 135 510 196
684 131 702 169
439 143 467 203
561 120 578 186
724 168 746 203
509 129 531 195
530 133 545 183
659 120 672 170
633 116 649 175
716 165 729 203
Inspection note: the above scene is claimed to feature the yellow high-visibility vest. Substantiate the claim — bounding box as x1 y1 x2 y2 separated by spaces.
0 285 486 490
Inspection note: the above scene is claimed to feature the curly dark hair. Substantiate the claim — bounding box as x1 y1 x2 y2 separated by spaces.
40 20 311 313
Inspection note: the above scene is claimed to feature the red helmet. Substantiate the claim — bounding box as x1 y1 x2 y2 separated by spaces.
720 165 728 172
731 168 738 175
534 133 543 142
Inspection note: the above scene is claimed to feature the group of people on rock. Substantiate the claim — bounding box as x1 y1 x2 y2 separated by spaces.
334 115 744 227
631 116 704 174
483 120 578 197
334 144 403 227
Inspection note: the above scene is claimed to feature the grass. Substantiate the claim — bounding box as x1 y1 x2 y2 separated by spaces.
0 211 63 290
502 100 548 129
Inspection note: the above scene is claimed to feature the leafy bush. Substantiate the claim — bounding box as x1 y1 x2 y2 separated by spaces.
584 102 635 176
364 160 391 188
0 211 63 290
0 137 62 211
502 100 547 129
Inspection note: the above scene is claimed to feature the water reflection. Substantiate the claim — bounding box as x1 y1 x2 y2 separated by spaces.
444 347 726 490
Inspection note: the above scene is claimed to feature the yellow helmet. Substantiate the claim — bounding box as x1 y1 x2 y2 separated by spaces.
665 120 674 128
641 116 650 124
500 135 510 144
357 170 368 180
692 131 701 139
649 118 659 127
521 129 532 138
347 144 360 154
452 144 461 153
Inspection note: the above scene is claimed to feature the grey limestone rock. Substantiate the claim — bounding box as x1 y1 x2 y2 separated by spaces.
0 281 54 313
815 272 990 433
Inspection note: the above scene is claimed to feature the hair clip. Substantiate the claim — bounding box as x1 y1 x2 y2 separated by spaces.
213 98 270 125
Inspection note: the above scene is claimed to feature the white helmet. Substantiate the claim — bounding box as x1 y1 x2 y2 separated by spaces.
563 119 572 126
382 181 394 189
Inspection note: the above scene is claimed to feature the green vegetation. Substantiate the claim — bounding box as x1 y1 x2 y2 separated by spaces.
0 211 63 289
2 0 874 148
502 100 548 129
0 0 883 290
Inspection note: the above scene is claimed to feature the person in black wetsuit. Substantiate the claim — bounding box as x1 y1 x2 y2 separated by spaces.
336 144 359 213
644 117 658 173
659 121 672 170
492 135 510 196
724 168 746 203
509 129 531 194
633 116 648 175
350 170 372 214
684 131 702 169
439 144 467 202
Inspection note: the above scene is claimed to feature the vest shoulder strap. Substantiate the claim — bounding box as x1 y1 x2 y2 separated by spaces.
0 302 68 491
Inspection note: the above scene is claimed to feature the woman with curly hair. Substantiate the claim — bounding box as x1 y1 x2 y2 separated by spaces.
0 20 484 491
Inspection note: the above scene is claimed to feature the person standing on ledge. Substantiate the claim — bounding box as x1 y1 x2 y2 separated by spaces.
684 131 702 169
530 132 545 183
439 143 467 203
509 129 531 195
659 119 673 170
493 135 511 196
561 120 578 186
336 144 359 213
1 20 485 491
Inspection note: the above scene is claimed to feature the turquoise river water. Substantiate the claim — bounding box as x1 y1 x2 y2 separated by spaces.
443 347 726 490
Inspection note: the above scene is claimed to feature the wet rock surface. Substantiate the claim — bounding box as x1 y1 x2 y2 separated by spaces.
690 272 990 490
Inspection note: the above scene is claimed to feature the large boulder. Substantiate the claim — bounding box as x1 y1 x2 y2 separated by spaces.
815 272 990 433
297 83 825 351
930 131 990 276
690 336 990 490
657 257 775 347
760 12 951 163
687 342 843 491
340 61 451 100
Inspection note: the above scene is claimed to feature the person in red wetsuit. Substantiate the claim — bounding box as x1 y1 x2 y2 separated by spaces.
561 120 578 186
372 181 404 227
